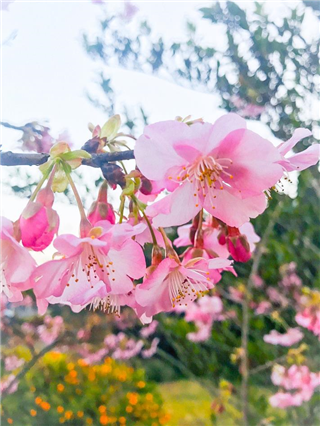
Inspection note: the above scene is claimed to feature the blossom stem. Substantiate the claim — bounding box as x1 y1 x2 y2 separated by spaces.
66 173 88 222
29 172 50 202
159 227 180 262
119 197 125 224
131 195 158 246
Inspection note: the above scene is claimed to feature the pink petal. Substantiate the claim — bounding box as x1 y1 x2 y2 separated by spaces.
173 122 215 158
0 217 14 236
32 256 75 299
204 189 267 227
149 181 202 228
281 144 320 172
134 121 187 180
214 129 283 197
208 258 233 269
108 238 146 284
174 224 192 247
277 128 313 156
53 234 84 257
135 259 173 315
207 113 247 152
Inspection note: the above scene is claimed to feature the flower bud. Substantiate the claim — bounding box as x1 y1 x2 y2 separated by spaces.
226 227 251 262
88 182 115 225
20 187 59 251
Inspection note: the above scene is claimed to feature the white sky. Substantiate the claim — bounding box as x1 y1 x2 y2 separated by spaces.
0 0 314 260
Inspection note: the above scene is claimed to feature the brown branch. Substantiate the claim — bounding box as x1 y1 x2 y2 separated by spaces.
240 203 282 426
250 355 287 376
1 336 64 400
0 150 135 167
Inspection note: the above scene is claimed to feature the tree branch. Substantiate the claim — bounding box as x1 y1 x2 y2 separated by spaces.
0 150 135 167
1 335 65 400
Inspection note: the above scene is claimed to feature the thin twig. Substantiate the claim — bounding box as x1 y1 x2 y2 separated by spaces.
250 355 287 376
1 335 66 400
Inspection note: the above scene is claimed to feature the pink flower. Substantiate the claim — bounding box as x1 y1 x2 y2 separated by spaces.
135 114 284 227
32 221 146 314
88 182 116 225
1 217 36 302
263 328 303 346
267 287 289 307
254 301 271 315
135 256 232 317
0 375 18 395
185 295 223 324
276 128 319 172
140 320 159 338
230 96 265 118
37 315 64 345
296 308 320 339
4 356 25 371
269 391 303 408
22 126 54 153
141 337 159 358
20 186 59 251
270 364 320 408
187 324 212 342
184 295 225 342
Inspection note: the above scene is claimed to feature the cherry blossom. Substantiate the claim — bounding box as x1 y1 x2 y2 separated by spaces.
263 328 303 346
135 256 232 318
32 221 146 315
135 114 285 227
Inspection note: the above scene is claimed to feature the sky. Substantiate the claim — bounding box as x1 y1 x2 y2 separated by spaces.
0 0 314 260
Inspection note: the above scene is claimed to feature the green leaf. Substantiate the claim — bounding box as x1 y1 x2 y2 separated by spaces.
60 150 92 161
100 114 121 140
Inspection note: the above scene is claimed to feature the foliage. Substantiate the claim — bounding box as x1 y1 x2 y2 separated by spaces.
1 351 169 426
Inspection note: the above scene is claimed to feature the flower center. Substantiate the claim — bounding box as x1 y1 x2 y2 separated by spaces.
167 268 208 308
168 155 233 209
90 295 120 316
65 244 117 292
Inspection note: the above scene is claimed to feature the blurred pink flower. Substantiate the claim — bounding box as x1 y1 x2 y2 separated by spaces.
0 375 18 395
141 337 159 358
4 356 25 371
254 301 271 315
140 320 158 338
37 315 64 345
270 364 320 408
135 114 283 228
296 307 320 339
264 328 303 346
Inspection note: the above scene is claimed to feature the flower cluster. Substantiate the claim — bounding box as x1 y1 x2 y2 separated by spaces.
270 365 320 408
1 113 319 324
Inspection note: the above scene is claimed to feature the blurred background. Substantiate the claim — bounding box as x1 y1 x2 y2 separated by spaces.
1 1 319 425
